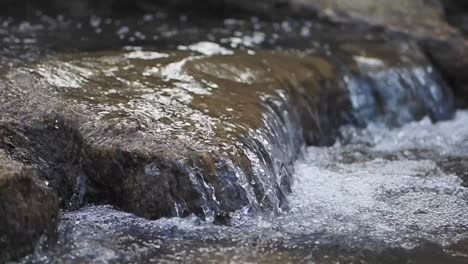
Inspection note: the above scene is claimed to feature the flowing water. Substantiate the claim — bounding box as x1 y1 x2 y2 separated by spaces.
20 111 468 263
1 10 467 264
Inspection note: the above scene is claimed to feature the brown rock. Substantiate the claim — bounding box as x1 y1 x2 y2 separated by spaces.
231 0 468 107
298 0 468 106
0 151 59 262
0 36 453 224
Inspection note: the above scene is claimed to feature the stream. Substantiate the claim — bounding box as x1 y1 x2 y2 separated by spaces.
1 3 468 264
21 111 468 263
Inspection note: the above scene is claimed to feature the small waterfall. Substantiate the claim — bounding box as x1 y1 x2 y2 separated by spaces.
2 38 456 222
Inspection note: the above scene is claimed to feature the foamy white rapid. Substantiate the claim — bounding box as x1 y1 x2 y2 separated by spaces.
342 110 468 155
23 111 468 263
284 111 468 247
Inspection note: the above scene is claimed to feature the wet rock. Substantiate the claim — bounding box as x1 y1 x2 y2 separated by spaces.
1 50 345 221
0 0 455 227
184 0 468 106
437 156 468 187
335 39 454 126
275 0 468 107
301 0 447 33
312 1 468 107
2 0 466 107
0 151 59 262
0 35 454 224
441 0 468 35
0 2 463 262
421 37 468 107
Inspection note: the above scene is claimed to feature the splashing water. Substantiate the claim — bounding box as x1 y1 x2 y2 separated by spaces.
21 111 468 263
341 111 468 156
288 149 468 247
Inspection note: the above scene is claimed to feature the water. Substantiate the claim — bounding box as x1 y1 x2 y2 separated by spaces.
21 111 468 263
289 112 468 247
4 25 453 220
0 9 463 263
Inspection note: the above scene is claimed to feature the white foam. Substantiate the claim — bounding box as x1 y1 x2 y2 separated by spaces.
125 51 169 60
34 62 94 88
178 42 233 56
342 111 468 156
282 111 468 247
354 55 385 68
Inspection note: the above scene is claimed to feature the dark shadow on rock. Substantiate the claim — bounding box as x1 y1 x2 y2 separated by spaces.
0 151 59 262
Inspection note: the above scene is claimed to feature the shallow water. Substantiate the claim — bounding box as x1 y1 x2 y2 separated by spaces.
0 9 463 263
21 111 468 263
289 113 468 247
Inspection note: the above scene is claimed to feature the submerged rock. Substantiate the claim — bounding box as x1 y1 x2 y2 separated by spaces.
0 151 58 262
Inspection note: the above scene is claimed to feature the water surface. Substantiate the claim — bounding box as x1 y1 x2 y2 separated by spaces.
22 111 468 263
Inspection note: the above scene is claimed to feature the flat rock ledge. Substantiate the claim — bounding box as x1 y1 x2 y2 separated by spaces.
0 38 454 261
